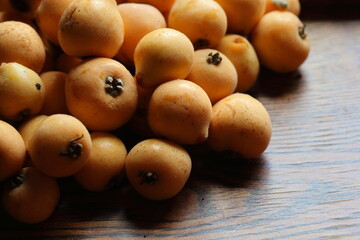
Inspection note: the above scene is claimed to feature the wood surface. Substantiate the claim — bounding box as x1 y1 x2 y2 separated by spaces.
1 3 360 240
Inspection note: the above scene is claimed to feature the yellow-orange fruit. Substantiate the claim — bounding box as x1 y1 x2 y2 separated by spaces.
116 3 166 66
17 115 48 150
148 79 212 145
265 0 300 16
17 115 48 166
134 28 194 88
216 34 259 92
214 0 266 35
168 0 227 49
74 132 127 192
0 21 45 73
65 57 138 131
186 49 237 104
58 0 124 58
39 71 68 115
251 11 310 73
55 53 82 73
126 0 176 16
28 114 92 178
0 120 26 182
126 85 156 138
125 138 192 200
0 62 46 122
1 167 60 224
207 93 272 159
35 0 75 45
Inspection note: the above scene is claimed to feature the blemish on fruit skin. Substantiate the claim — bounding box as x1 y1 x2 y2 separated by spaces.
35 83 41 90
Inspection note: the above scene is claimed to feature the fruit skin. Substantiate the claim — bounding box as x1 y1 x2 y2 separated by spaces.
125 138 192 201
28 114 92 178
126 0 176 16
0 21 45 73
134 28 194 89
207 93 272 159
0 62 46 122
0 120 26 182
186 48 237 104
214 0 266 35
1 166 60 224
216 34 260 92
74 132 127 192
116 3 166 66
265 0 300 16
168 0 227 49
17 115 48 166
148 79 213 145
39 71 68 115
251 11 310 73
65 57 138 131
35 0 75 45
58 0 124 58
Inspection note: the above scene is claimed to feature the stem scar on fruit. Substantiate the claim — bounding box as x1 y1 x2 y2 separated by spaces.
10 173 25 188
59 134 84 158
207 52 222 65
104 76 124 97
138 171 158 185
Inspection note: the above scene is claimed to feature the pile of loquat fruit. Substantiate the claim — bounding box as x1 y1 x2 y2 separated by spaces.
0 0 310 224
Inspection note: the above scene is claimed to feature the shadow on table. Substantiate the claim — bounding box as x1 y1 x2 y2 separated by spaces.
249 67 304 98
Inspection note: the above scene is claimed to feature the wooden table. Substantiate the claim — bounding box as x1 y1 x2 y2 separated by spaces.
1 3 360 239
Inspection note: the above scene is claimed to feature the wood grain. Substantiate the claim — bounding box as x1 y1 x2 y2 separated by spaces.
1 5 360 240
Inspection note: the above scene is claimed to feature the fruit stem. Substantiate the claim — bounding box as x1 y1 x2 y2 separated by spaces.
59 134 84 158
